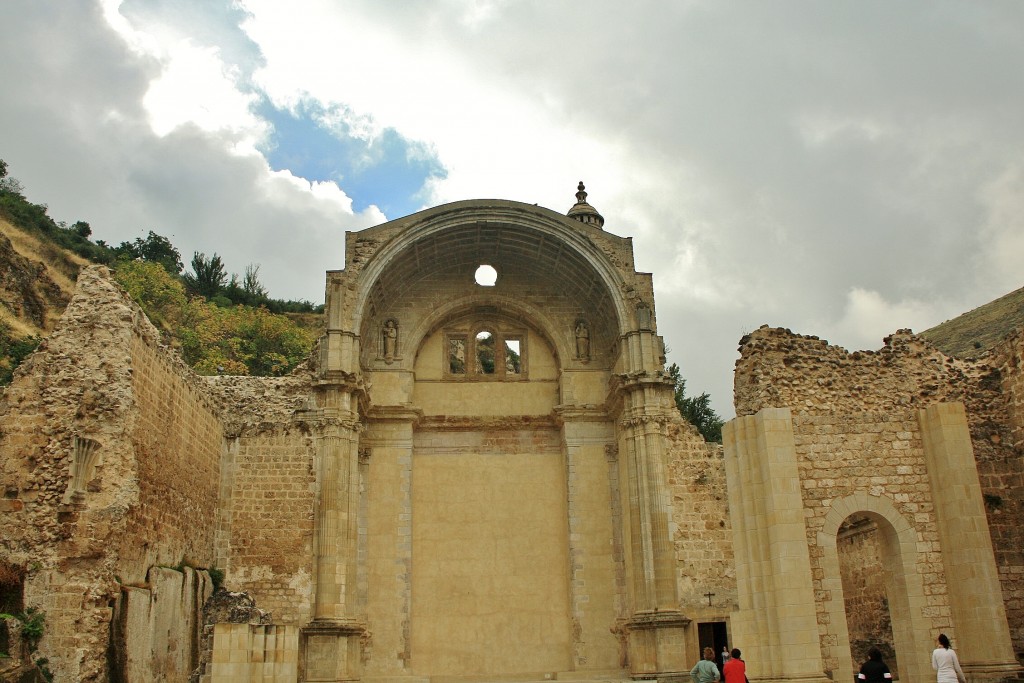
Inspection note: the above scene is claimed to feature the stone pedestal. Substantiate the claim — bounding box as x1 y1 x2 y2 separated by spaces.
301 621 366 682
622 610 690 680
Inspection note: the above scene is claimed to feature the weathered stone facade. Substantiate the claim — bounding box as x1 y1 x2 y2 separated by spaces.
1 191 1021 683
1 194 722 682
726 326 1024 683
0 267 220 681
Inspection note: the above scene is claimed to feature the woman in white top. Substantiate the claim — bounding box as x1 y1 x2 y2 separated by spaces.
932 633 966 683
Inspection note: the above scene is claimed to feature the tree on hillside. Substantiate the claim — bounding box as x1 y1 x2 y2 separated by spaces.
667 362 724 443
0 159 19 194
114 231 183 274
0 321 40 385
223 263 270 307
72 221 92 239
243 264 267 301
113 260 188 330
184 252 228 299
178 298 317 376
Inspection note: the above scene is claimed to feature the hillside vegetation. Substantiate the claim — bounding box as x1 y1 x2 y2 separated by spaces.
920 286 1024 359
0 158 323 383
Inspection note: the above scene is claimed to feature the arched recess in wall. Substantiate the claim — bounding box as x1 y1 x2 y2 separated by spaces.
817 495 933 683
399 294 566 373
348 201 632 370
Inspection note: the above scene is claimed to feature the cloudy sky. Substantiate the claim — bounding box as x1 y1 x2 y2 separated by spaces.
2 1 1022 416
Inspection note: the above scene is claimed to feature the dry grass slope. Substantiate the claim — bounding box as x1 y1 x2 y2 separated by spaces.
920 285 1024 359
0 217 88 336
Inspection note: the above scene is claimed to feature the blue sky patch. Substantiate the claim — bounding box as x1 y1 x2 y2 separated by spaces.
255 97 446 217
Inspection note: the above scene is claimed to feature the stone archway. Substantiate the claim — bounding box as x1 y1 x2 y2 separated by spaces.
723 405 1020 683
817 495 933 683
308 196 692 682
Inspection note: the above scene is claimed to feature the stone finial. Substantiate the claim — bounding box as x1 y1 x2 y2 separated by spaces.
567 181 605 229
575 181 588 204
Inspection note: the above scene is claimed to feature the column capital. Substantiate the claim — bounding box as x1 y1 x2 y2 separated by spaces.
619 609 691 632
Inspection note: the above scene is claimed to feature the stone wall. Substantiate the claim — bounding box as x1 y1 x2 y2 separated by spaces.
733 325 1024 664
112 566 214 682
201 370 319 627
666 421 735 614
213 426 317 626
988 329 1024 657
122 326 223 580
0 266 223 681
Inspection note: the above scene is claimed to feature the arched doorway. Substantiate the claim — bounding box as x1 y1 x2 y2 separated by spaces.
837 514 899 679
820 499 932 683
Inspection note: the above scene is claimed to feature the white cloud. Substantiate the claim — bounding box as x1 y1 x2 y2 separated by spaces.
976 165 1024 295
240 0 630 210
143 40 263 141
797 113 889 147
824 288 940 352
3 0 1024 417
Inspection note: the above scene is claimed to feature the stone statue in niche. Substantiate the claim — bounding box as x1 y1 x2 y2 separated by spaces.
636 303 652 330
382 319 398 362
575 320 590 360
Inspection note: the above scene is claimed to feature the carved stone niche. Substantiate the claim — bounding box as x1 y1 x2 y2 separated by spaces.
300 621 366 682
380 318 400 364
63 436 102 505
636 303 652 331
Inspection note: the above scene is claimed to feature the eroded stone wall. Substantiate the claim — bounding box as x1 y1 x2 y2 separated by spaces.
122 329 223 580
0 266 223 681
200 370 319 627
734 325 1024 664
988 329 1024 657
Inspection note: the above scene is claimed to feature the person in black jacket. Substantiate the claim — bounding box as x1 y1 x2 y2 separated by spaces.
858 647 893 683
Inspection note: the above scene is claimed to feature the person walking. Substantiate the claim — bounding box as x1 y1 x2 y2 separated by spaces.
932 634 966 683
691 647 721 683
857 647 892 683
722 648 746 683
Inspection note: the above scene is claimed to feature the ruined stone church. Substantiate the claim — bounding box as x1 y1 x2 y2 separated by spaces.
1 186 1022 683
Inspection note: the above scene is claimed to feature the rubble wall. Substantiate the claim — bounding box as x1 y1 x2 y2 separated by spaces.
837 522 897 675
734 325 1024 663
988 329 1024 657
0 266 223 681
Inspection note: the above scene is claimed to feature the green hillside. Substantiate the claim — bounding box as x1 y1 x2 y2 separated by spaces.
920 286 1024 359
0 157 323 383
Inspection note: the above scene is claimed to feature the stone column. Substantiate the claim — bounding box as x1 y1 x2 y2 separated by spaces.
723 407 830 683
312 425 360 621
302 377 367 682
919 403 1020 680
615 376 690 679
360 405 420 679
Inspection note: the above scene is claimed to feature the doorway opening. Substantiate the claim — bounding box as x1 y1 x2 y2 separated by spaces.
838 514 899 679
697 621 729 672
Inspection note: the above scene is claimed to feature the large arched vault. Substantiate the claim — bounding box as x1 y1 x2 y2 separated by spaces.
302 190 694 682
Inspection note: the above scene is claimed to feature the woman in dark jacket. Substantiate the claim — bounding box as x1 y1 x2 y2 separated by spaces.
858 648 892 683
